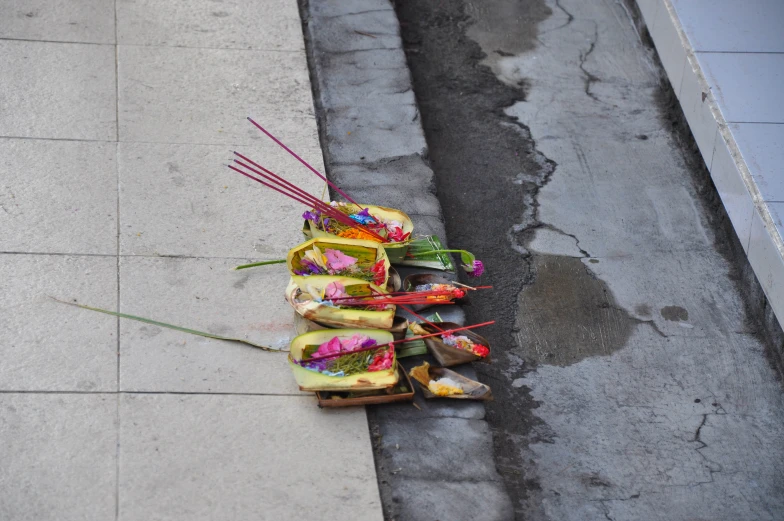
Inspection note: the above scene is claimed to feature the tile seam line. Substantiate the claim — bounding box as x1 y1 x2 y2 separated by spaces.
0 36 303 53
113 2 120 519
0 136 319 146
727 121 784 125
695 50 784 55
0 390 307 397
0 251 295 261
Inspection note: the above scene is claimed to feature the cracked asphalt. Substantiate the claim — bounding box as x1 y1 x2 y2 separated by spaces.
395 0 784 519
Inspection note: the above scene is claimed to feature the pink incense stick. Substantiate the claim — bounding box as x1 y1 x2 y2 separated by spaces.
232 159 335 216
231 157 386 241
228 165 322 209
370 288 444 332
247 117 359 205
229 161 386 241
231 156 387 241
234 152 325 205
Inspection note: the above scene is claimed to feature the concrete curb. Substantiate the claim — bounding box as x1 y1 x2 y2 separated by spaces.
301 0 446 240
299 1 515 519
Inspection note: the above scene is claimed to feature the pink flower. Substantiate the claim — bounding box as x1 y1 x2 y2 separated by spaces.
324 281 348 300
324 249 357 272
341 334 372 352
315 337 342 357
463 260 485 277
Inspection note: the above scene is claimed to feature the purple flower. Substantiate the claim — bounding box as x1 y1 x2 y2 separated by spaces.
302 210 320 221
302 359 328 372
463 260 485 277
361 338 378 348
299 259 322 274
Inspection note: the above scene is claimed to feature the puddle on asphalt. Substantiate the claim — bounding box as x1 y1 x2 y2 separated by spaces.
661 305 689 322
515 255 635 366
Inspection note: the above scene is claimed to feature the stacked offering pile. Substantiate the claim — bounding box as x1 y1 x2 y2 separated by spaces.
60 118 495 406
226 119 495 406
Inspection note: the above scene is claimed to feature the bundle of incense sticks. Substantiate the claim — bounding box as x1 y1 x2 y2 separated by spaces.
368 289 450 332
325 290 460 306
305 321 496 362
324 286 492 306
229 118 388 242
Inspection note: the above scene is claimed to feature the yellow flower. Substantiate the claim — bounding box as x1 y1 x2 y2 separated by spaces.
303 245 328 270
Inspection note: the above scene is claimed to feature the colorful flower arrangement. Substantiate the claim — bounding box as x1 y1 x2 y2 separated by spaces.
441 333 490 358
409 322 492 365
413 283 467 303
297 334 394 377
60 117 498 404
292 244 386 287
303 203 411 244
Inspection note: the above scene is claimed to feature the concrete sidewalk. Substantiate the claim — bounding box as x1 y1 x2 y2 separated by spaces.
0 1 382 520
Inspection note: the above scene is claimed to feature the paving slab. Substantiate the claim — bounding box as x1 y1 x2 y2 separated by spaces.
0 393 117 521
118 141 323 258
730 123 784 203
697 52 784 124
315 49 415 109
118 394 383 521
710 125 755 253
0 40 116 141
117 0 304 51
305 9 399 55
0 138 117 255
521 328 784 520
118 256 301 394
117 45 318 146
526 131 714 258
671 0 784 53
381 478 514 521
747 205 784 325
0 0 115 44
376 417 499 481
317 104 425 165
0 254 117 392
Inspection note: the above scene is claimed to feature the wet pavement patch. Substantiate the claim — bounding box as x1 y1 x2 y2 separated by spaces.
516 255 635 366
661 305 689 322
393 0 557 516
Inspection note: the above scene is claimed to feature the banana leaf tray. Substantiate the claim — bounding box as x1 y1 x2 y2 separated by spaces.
316 365 415 407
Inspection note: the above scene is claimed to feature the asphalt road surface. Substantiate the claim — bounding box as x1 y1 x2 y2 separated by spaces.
394 0 784 519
